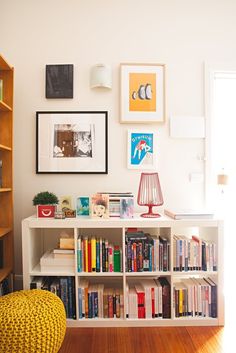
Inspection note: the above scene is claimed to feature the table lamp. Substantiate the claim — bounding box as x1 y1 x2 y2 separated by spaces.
137 172 164 218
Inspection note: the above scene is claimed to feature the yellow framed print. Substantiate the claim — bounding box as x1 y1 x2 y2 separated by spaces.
120 63 165 123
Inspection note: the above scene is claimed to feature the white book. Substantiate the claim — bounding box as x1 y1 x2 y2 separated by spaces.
164 209 214 220
40 250 74 267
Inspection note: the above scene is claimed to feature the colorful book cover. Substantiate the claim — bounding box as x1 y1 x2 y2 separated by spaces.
76 196 89 216
120 198 134 219
59 195 73 212
91 193 109 218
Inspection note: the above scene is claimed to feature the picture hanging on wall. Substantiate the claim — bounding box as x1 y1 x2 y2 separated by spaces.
127 129 157 170
36 111 108 174
45 64 74 98
120 63 165 123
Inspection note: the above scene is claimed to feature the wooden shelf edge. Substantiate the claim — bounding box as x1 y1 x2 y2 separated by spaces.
0 227 12 238
0 100 12 112
0 267 12 283
0 188 12 193
0 144 12 151
0 55 13 70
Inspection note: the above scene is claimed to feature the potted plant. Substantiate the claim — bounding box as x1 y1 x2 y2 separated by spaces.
33 191 59 218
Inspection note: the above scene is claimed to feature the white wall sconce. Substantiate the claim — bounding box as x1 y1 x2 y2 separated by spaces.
90 64 112 89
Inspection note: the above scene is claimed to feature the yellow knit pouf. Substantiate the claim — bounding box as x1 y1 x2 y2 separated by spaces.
0 289 66 353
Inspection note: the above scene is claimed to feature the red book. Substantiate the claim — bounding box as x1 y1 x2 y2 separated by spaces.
135 284 145 318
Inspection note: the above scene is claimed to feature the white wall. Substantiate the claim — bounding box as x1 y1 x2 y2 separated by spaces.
1 0 236 276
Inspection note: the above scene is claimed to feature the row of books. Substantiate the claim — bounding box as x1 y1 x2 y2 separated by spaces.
127 278 171 319
78 279 124 319
77 236 122 273
0 278 10 296
174 277 217 318
125 231 170 272
173 235 217 272
30 276 76 319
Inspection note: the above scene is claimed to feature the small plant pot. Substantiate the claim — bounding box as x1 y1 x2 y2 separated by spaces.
37 205 57 218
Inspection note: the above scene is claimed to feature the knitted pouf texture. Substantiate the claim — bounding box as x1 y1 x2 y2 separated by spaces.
0 289 66 353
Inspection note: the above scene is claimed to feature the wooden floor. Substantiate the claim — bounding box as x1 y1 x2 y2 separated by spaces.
58 325 230 353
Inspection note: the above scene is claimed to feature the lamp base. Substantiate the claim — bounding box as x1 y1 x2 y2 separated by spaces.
140 212 161 218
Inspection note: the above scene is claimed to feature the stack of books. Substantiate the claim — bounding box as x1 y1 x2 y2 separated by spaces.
98 192 134 217
40 249 75 271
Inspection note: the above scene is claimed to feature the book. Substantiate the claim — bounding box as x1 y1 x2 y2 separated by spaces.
91 193 109 219
120 198 134 219
40 250 74 271
0 79 3 101
0 160 2 188
164 209 214 220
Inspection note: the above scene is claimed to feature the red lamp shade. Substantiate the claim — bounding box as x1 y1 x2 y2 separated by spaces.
137 172 164 218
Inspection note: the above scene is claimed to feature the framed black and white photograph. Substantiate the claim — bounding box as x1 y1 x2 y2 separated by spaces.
45 64 74 98
36 111 108 174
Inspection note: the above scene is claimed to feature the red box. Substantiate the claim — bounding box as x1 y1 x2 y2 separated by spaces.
37 205 56 218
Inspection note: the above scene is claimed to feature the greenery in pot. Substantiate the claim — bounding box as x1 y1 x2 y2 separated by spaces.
33 191 59 206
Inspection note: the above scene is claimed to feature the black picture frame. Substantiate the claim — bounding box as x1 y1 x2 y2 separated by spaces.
36 111 108 174
45 64 73 98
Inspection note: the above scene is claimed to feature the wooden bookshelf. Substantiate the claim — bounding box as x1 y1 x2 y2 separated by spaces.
0 54 14 288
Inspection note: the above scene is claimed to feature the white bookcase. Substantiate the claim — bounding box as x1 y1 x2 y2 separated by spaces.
21 215 224 327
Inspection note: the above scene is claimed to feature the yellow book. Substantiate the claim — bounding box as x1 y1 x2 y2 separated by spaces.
179 288 183 317
91 236 96 272
83 237 88 272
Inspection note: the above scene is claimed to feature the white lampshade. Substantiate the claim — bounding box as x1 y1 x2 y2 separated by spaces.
90 64 112 89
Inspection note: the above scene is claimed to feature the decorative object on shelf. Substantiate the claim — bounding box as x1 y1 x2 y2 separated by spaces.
127 129 157 170
76 196 90 216
33 191 59 218
90 64 112 89
91 194 109 219
120 198 134 219
120 63 165 123
64 209 76 218
45 64 73 98
137 172 163 218
59 195 73 212
0 289 66 352
54 211 65 219
59 232 74 249
36 111 108 174
0 79 3 101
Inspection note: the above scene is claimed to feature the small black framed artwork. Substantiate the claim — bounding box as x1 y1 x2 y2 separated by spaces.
36 111 108 174
45 64 74 98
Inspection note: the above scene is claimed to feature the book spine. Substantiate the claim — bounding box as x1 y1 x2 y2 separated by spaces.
91 237 96 272
96 238 100 272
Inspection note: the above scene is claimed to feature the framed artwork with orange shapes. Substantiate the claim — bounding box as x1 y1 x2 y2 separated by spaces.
120 63 165 123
